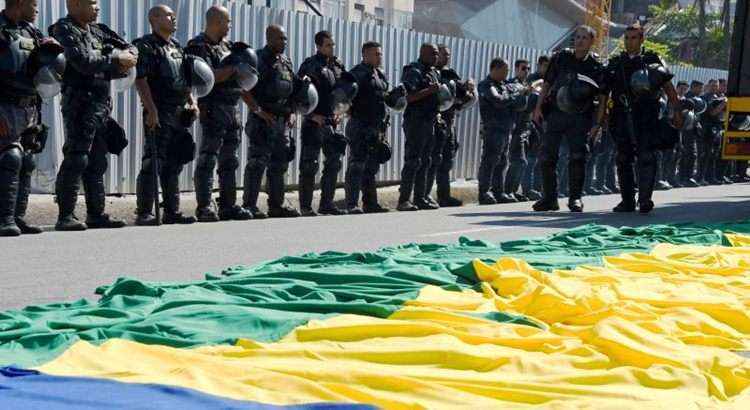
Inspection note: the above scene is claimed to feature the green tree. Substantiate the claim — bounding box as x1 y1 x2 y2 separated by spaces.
646 2 730 69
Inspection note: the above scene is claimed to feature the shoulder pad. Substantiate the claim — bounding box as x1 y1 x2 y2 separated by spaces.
48 18 74 36
187 34 206 47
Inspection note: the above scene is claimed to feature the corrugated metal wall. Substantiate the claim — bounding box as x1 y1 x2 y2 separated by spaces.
22 0 728 194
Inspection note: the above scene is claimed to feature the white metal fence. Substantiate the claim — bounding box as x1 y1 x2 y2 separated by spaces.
19 0 728 194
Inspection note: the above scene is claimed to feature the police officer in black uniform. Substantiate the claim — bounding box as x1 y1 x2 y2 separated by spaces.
698 79 725 185
297 30 346 217
501 59 533 202
680 80 703 186
50 0 137 231
241 25 300 219
397 43 441 212
187 6 253 222
0 0 51 236
133 5 200 225
601 23 682 213
531 25 605 212
521 55 549 201
477 57 529 204
425 44 471 208
344 41 394 214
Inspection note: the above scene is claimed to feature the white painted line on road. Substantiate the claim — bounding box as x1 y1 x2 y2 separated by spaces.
420 218 600 238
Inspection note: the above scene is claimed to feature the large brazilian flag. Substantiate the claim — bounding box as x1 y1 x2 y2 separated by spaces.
2 221 750 409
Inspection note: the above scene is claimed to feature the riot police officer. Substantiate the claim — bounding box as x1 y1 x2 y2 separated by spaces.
680 80 704 186
521 55 549 201
531 25 605 212
500 59 533 202
477 58 529 205
50 0 137 231
187 6 254 222
297 30 347 216
698 79 726 185
241 25 302 219
398 43 441 212
601 23 682 213
425 44 474 207
133 5 206 225
345 41 397 214
0 0 51 236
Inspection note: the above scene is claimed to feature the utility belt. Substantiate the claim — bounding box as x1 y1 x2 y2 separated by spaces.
0 94 39 108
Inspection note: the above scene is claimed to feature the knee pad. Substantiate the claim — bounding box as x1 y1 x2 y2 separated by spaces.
348 160 366 175
63 153 89 175
0 148 23 172
217 156 240 175
196 152 218 171
299 158 320 176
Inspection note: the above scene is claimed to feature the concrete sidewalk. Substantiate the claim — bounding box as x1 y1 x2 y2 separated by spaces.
23 180 483 227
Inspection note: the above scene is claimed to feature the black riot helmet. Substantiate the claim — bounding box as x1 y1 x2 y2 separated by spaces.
730 114 750 131
332 71 359 115
630 63 674 97
374 139 392 164
385 84 407 112
556 73 599 114
23 41 66 100
453 79 478 112
183 55 215 98
291 75 319 115
437 80 456 112
221 42 259 91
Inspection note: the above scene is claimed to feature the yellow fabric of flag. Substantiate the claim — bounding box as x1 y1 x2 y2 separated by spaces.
38 242 750 409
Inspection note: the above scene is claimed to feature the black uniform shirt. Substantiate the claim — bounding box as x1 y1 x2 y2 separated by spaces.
133 33 190 107
401 60 440 119
251 45 295 116
50 16 134 98
349 62 388 125
297 52 345 117
603 49 665 111
185 32 240 106
0 11 44 98
544 48 603 111
478 76 520 131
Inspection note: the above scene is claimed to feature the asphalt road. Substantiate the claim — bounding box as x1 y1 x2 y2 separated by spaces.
2 182 750 310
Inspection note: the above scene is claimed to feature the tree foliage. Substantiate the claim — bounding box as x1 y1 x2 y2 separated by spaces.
646 1 730 69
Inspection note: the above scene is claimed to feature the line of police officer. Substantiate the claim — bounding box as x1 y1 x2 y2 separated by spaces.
1 1 743 238
474 23 722 215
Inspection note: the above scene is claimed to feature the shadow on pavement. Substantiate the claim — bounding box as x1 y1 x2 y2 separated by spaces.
450 198 750 229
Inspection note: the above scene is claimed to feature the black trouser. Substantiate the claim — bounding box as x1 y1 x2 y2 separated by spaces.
737 161 749 179
0 103 37 225
521 124 541 194
194 102 242 211
477 126 512 195
0 147 22 226
697 123 722 182
136 107 190 216
498 122 529 196
538 109 591 201
679 129 698 182
399 114 436 203
426 119 459 201
611 104 660 206
299 118 345 210
593 130 614 190
56 91 111 219
242 113 293 211
345 118 383 209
